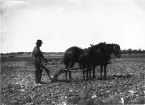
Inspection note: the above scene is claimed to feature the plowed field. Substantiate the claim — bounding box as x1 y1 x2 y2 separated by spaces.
1 54 145 105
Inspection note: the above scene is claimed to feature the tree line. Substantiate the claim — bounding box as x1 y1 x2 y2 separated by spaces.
121 49 145 55
1 49 145 55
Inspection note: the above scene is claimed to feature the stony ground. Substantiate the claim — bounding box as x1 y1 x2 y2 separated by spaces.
1 55 145 105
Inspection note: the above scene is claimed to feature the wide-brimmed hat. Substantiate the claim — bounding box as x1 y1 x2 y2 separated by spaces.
36 40 43 44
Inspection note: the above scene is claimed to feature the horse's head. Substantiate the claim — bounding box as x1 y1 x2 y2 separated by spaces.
112 44 121 58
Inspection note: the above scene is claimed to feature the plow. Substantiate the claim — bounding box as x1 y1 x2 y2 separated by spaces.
43 62 83 83
52 67 82 82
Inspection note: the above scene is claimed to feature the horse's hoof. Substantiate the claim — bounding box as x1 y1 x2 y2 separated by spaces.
99 77 103 80
68 78 73 81
89 77 93 80
51 79 57 83
104 77 107 80
86 78 89 81
93 76 96 79
92 78 95 80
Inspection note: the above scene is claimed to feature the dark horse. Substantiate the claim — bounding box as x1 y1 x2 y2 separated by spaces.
63 42 121 80
90 43 121 79
63 46 84 80
63 43 106 80
78 43 106 80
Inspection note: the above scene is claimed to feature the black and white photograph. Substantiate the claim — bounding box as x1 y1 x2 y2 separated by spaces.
1 0 145 104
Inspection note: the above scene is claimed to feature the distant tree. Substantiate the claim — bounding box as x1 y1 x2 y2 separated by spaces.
120 48 145 54
121 49 128 54
142 50 145 53
138 49 142 53
127 48 132 55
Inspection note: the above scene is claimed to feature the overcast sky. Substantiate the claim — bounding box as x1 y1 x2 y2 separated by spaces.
1 0 145 53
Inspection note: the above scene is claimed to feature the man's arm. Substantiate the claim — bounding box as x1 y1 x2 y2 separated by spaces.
41 52 47 62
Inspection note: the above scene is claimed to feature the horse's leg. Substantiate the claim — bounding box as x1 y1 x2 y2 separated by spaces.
89 65 92 80
104 64 107 79
65 62 69 80
86 66 89 80
100 65 103 79
82 66 86 80
86 65 90 80
89 66 91 80
92 65 96 79
65 66 68 80
68 61 74 80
